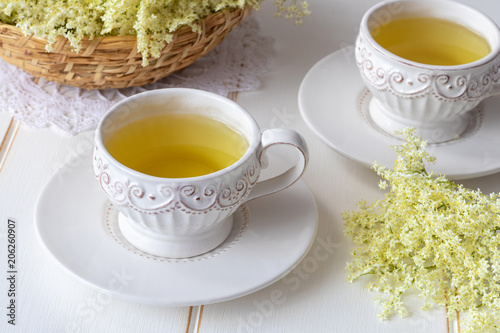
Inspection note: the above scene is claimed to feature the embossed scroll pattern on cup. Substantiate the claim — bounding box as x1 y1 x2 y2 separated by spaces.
93 146 260 215
354 0 500 144
356 34 500 102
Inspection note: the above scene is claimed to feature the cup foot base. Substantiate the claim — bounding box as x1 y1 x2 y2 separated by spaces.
118 213 234 259
369 98 469 144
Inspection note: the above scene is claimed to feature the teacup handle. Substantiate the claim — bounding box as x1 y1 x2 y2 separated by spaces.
244 128 309 202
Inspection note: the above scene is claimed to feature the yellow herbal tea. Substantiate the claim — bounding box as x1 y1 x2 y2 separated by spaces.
105 113 248 178
371 17 491 66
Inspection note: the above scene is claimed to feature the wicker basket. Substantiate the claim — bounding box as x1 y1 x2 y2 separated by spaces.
0 6 251 89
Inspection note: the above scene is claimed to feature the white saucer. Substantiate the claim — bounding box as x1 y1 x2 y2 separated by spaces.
35 157 318 306
299 46 500 179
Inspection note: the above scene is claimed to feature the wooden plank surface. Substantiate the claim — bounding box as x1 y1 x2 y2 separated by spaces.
0 0 499 332
0 127 191 332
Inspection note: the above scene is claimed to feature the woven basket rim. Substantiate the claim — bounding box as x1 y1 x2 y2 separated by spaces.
0 5 252 89
0 5 250 43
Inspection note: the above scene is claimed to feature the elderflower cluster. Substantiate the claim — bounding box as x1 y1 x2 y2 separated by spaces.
273 0 310 24
0 0 309 66
343 128 500 332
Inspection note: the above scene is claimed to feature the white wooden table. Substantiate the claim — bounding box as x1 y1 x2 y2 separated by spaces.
1 0 500 332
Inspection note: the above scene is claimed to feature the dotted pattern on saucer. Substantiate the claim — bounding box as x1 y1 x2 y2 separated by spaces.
104 202 250 263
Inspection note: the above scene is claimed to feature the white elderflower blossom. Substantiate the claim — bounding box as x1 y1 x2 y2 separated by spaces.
344 128 500 332
0 0 309 66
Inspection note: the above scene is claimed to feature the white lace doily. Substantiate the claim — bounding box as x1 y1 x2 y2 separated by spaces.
0 15 274 135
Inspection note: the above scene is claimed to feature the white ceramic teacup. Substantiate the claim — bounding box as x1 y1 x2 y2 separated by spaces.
355 0 500 143
93 88 308 258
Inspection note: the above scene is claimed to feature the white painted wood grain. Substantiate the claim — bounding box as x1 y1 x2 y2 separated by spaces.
0 112 14 142
199 0 500 332
0 116 19 173
1 0 500 332
0 127 191 333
